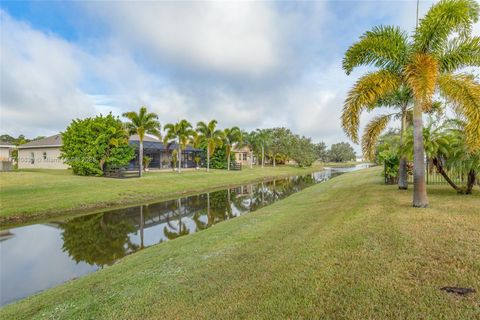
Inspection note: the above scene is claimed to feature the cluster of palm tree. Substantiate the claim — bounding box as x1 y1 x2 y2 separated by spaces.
122 109 247 174
342 0 479 207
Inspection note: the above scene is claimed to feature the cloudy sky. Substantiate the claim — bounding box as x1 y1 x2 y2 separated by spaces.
1 0 477 151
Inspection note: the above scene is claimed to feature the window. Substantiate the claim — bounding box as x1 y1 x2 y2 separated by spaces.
30 152 35 164
243 153 247 161
43 152 47 160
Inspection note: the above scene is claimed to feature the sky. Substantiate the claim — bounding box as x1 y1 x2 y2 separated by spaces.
0 0 478 151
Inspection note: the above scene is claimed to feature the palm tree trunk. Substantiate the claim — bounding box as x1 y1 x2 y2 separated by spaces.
273 154 276 167
250 150 253 168
178 142 181 173
432 158 463 193
466 170 476 194
227 147 230 171
261 146 265 168
207 192 211 226
412 103 428 207
207 145 210 172
139 140 144 177
398 108 408 189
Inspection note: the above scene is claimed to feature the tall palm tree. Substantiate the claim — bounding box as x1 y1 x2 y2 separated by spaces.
255 129 271 168
342 0 480 207
223 127 242 171
196 120 223 172
163 120 195 173
359 88 413 189
122 106 161 176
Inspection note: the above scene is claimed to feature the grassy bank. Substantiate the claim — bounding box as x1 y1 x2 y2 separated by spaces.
0 164 324 224
2 167 478 319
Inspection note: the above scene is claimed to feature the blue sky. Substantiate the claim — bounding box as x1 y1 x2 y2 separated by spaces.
1 0 476 151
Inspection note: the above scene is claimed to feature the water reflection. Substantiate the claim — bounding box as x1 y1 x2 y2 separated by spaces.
1 167 364 305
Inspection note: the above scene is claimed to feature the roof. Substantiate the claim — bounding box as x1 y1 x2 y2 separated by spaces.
129 140 200 152
18 134 63 149
129 134 161 143
0 141 15 148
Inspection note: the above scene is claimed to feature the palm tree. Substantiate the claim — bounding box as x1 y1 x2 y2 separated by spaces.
255 129 271 168
163 120 195 173
223 127 242 171
122 106 161 177
342 0 480 207
359 88 413 189
196 120 223 172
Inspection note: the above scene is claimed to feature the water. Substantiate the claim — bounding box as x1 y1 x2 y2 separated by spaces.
0 164 369 306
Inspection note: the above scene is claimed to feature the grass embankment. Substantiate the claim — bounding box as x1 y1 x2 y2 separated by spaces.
0 164 323 224
2 167 479 319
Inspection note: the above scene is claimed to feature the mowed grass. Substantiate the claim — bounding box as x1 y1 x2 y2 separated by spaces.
2 167 479 319
0 165 323 224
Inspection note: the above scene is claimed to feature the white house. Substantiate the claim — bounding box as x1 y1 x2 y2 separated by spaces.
17 134 68 169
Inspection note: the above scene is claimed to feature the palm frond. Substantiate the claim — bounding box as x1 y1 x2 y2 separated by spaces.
438 73 480 152
343 25 410 74
361 114 392 161
342 70 401 142
405 53 439 111
439 36 480 72
414 0 479 54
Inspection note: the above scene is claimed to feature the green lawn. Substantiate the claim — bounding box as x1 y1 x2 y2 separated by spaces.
2 167 479 319
0 165 324 224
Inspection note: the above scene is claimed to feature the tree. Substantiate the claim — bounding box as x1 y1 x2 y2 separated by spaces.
122 106 161 176
359 88 413 189
163 120 195 173
196 120 223 172
328 142 356 163
342 0 480 207
268 128 293 167
255 129 272 168
404 118 479 194
223 127 242 171
61 114 134 176
289 135 317 167
314 142 328 162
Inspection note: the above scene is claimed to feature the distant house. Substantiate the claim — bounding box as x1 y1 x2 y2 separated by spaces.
232 145 256 167
0 142 14 161
17 134 68 169
17 133 202 170
0 142 15 171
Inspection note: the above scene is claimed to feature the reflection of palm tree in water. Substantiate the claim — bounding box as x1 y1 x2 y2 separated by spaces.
163 198 190 240
139 205 144 249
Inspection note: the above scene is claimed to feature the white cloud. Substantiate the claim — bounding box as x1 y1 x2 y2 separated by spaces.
87 2 282 77
0 10 95 136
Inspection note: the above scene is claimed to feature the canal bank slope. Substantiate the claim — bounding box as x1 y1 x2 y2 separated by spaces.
0 164 325 225
2 167 479 319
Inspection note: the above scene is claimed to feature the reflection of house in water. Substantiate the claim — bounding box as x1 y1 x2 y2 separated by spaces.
0 229 14 242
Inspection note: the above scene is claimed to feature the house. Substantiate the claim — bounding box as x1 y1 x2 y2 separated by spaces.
0 142 14 161
17 134 68 169
0 142 15 171
232 145 256 167
128 134 202 169
17 133 202 170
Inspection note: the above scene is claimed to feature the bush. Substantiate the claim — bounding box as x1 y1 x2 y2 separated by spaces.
61 114 134 176
209 147 236 169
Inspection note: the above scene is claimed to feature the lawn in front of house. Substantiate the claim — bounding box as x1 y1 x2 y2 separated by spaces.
1 167 478 319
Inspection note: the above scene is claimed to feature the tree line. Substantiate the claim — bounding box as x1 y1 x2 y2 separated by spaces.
54 107 357 176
